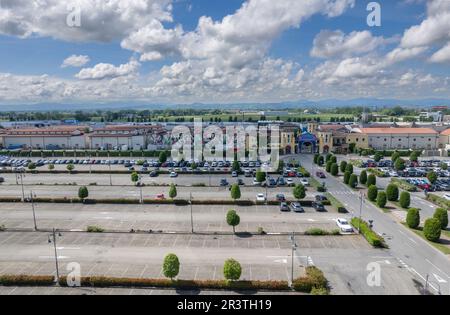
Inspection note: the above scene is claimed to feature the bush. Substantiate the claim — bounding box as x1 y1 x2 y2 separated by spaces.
345 164 354 174
255 171 266 183
305 228 340 236
163 254 180 280
391 178 417 192
223 259 242 281
325 154 333 163
311 287 329 295
318 156 324 166
433 208 448 230
386 184 399 202
367 174 376 187
391 152 401 163
292 266 328 293
313 154 320 164
394 158 406 171
169 184 177 199
351 218 386 248
330 156 337 164
331 163 339 176
423 218 442 242
293 184 306 200
406 208 420 229
326 161 332 173
359 170 367 185
399 192 411 209
343 171 351 185
87 226 104 233
427 171 438 185
78 186 89 200
226 210 240 234
0 275 55 286
230 184 241 200
349 174 358 188
340 161 348 173
377 191 387 208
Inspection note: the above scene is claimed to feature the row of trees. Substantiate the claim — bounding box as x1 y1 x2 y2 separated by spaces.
406 207 448 242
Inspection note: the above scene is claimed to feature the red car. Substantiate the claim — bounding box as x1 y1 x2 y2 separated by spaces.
155 194 166 200
316 171 326 179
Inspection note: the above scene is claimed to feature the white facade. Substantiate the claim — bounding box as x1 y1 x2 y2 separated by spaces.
359 128 439 150
89 135 145 150
3 135 86 149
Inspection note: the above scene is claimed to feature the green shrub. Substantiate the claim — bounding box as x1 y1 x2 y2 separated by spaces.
330 156 337 164
351 218 386 248
230 184 241 201
340 161 348 173
87 226 104 233
223 259 242 281
367 174 376 187
331 163 339 176
326 161 332 173
377 191 387 208
349 174 358 188
78 186 89 200
394 158 406 171
343 171 351 185
426 194 450 209
386 184 399 202
292 266 328 293
163 254 180 280
293 184 306 200
391 178 417 192
318 156 324 166
433 208 448 230
367 185 378 202
0 275 55 286
399 192 411 209
226 210 240 234
169 184 177 199
345 164 354 174
423 218 442 242
359 170 367 185
406 208 420 229
427 171 438 185
313 154 320 164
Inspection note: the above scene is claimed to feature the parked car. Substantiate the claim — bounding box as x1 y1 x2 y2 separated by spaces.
220 179 229 186
280 202 290 212
290 202 304 213
0 177 4 183
316 171 326 179
256 194 266 202
276 194 286 202
170 172 178 178
155 194 165 200
149 171 159 177
315 195 328 202
300 179 310 186
336 218 353 233
232 171 238 177
312 202 326 212
444 194 450 201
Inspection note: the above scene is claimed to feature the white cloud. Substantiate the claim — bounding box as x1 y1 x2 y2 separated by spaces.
61 55 90 68
311 30 387 59
429 43 450 63
75 60 140 80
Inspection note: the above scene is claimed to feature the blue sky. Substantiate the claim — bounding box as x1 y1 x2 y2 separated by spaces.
0 0 449 105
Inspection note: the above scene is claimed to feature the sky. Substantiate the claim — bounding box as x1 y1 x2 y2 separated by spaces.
0 0 449 105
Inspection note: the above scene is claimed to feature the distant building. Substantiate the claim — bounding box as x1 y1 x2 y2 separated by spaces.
355 128 439 150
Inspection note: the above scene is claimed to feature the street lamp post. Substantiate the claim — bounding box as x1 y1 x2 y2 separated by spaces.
30 191 37 231
290 232 298 287
18 172 25 202
190 192 194 233
108 163 113 186
48 228 62 282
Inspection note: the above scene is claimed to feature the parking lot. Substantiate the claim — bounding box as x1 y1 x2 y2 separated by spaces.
0 231 422 294
0 203 341 233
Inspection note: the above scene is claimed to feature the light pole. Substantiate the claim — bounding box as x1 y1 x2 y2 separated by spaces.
139 175 143 204
30 191 37 231
108 162 112 186
18 172 25 202
48 228 62 282
290 232 298 287
190 192 194 233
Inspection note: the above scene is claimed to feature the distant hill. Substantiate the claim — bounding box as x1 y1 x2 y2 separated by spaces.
0 98 449 112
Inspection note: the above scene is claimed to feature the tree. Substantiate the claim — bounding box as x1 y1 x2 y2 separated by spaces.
48 164 55 171
406 208 420 229
368 185 378 202
399 191 411 209
343 171 351 185
394 158 406 171
359 170 368 185
226 210 240 233
427 171 438 185
374 152 383 162
331 163 339 176
391 152 401 163
318 156 324 166
313 154 320 164
223 259 242 281
340 161 348 173
254 170 266 183
423 218 441 242
367 174 376 187
78 186 89 202
377 191 387 208
277 160 285 173
325 154 333 163
349 174 358 188
230 184 241 201
232 161 241 172
330 156 337 164
326 161 332 173
163 254 180 280
131 171 139 185
293 184 306 200
440 163 448 171
159 151 168 163
433 208 448 230
345 164 354 174
386 184 399 202
28 162 36 170
169 184 177 199
410 151 419 162
67 164 75 173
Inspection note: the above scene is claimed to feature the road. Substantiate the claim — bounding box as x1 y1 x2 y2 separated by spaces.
0 203 340 233
300 154 450 295
0 232 421 295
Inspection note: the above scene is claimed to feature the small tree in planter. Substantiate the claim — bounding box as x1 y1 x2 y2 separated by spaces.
48 164 55 171
326 161 332 173
340 161 347 173
349 174 358 188
223 259 242 281
163 253 180 280
131 172 139 186
377 191 387 208
345 164 354 175
368 185 378 202
226 210 240 234
331 163 339 176
406 208 420 229
367 174 376 187
343 171 351 185
313 154 320 164
78 186 89 203
169 184 177 199
66 164 75 174
399 191 411 209
293 184 306 200
423 218 441 242
359 170 367 185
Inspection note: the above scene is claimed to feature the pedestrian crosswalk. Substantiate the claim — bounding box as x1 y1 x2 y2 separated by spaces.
328 190 357 196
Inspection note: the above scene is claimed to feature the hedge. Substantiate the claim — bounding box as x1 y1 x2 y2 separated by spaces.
406 208 420 229
391 178 417 192
292 266 328 294
57 276 290 291
0 275 55 286
351 217 387 248
426 194 450 210
423 218 442 242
